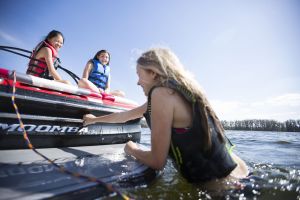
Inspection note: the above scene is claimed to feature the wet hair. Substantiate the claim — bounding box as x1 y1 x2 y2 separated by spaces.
137 48 225 151
45 30 64 44
92 50 110 65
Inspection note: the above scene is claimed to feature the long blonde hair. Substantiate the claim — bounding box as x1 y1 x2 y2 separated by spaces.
137 47 225 151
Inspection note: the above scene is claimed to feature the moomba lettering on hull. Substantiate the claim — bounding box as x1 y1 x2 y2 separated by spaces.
0 123 80 134
0 123 141 136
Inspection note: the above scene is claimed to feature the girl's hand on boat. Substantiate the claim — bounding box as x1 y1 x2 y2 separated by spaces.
124 141 138 155
83 114 96 126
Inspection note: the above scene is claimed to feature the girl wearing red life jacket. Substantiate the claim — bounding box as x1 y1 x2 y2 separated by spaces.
26 30 70 84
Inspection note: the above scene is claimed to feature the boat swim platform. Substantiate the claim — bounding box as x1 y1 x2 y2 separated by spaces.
0 144 157 200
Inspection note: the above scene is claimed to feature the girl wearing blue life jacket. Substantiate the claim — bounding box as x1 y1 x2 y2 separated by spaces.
83 47 249 186
78 50 124 96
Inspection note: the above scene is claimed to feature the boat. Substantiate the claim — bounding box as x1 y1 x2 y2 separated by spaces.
0 67 142 149
0 46 158 199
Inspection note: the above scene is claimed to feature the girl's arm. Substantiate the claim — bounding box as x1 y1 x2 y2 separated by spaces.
125 88 173 170
105 74 110 93
43 47 63 81
229 153 249 178
83 103 147 125
82 61 93 78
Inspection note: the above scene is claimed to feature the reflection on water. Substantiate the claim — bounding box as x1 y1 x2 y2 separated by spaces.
126 129 300 200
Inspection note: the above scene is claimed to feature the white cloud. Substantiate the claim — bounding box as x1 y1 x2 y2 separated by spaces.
211 93 300 121
267 93 300 107
0 30 22 46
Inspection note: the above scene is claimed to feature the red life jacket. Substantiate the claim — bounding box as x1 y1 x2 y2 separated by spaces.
26 41 60 79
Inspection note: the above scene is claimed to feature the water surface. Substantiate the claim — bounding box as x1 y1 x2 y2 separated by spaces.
126 129 300 199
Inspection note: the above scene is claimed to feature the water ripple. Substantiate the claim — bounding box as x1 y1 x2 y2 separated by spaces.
128 129 300 199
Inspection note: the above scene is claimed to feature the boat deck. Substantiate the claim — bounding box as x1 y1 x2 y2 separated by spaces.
0 144 156 200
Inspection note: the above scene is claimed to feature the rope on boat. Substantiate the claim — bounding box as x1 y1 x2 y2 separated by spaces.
10 70 132 200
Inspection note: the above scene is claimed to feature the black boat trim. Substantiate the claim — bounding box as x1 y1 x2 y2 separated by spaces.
0 112 82 122
0 91 126 114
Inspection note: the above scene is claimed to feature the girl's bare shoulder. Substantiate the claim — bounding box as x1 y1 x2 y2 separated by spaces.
152 87 175 97
151 87 181 106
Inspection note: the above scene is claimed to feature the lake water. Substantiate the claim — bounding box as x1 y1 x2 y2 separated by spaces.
125 129 300 200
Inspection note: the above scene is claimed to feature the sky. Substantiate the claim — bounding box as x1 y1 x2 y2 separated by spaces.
0 0 299 122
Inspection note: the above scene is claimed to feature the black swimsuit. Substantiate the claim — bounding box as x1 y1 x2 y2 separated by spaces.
144 81 237 182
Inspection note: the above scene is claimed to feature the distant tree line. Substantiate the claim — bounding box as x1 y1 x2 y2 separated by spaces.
141 118 300 132
221 119 300 132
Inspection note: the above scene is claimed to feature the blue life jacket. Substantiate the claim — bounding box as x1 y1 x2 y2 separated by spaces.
143 80 237 183
88 59 110 90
